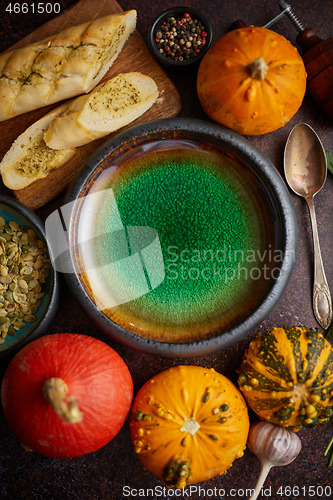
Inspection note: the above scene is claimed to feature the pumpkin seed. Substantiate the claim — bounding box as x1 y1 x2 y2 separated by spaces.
28 279 38 289
24 314 36 323
0 219 50 346
4 291 13 302
32 284 41 294
20 304 30 315
28 229 37 246
0 275 11 284
13 320 25 329
18 279 28 290
7 325 15 336
23 266 33 275
8 221 19 231
0 265 7 276
13 292 26 304
24 274 34 281
22 254 33 262
4 224 14 235
21 233 29 245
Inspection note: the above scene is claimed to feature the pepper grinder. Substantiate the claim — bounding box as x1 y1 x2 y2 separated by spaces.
271 0 333 119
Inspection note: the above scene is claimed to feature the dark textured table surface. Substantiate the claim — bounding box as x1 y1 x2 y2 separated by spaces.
1 0 333 499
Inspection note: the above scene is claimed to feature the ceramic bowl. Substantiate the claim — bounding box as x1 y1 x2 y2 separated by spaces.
0 195 59 359
64 118 297 358
147 7 212 68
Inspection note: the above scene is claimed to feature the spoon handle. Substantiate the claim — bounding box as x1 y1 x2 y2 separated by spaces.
306 197 333 329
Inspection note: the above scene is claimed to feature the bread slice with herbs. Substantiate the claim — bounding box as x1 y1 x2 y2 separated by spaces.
0 105 76 190
0 71 158 190
44 72 159 149
0 10 137 121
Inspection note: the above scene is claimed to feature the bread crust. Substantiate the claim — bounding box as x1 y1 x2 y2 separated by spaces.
0 105 76 190
0 71 158 190
0 10 137 121
44 72 159 149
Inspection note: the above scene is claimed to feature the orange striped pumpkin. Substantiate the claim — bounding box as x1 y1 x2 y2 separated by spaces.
238 327 333 430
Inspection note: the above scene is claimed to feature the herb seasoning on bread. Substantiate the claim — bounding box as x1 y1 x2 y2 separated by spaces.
0 10 137 121
0 72 158 190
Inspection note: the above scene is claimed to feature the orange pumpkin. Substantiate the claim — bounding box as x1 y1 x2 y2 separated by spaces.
130 365 249 487
197 26 307 135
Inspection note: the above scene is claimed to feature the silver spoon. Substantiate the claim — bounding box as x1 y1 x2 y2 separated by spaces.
284 123 332 329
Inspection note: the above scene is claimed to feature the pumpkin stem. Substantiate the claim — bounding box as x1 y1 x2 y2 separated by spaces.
247 57 269 81
43 377 83 424
180 416 200 435
21 442 34 452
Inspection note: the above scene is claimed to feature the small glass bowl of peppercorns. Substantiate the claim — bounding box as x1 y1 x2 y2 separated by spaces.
148 7 212 67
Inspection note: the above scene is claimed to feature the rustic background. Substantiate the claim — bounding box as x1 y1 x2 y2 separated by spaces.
0 0 333 499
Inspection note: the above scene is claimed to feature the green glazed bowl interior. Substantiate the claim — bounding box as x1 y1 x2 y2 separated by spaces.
64 118 296 358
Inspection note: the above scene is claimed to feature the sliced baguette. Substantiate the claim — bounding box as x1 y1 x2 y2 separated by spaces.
0 105 76 190
44 72 159 149
0 10 137 121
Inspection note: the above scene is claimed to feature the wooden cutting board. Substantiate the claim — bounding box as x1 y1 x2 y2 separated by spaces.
0 0 181 210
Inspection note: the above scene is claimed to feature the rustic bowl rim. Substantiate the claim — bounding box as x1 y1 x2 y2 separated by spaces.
64 118 297 358
0 194 60 360
147 6 213 67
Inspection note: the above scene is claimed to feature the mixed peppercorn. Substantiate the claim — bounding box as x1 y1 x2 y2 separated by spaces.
154 12 208 62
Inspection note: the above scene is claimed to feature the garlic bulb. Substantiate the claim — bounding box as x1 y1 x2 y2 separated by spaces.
247 421 302 500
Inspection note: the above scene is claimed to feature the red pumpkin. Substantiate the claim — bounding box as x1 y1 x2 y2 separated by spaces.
1 333 133 458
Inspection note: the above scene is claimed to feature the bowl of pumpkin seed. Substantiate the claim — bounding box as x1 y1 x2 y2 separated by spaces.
0 195 59 359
